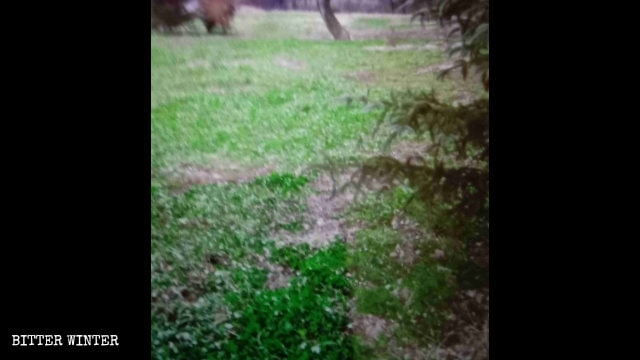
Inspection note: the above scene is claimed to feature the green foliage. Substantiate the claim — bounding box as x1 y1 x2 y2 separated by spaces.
151 10 489 359
360 0 490 266
435 0 489 90
338 0 490 351
270 243 312 271
356 89 489 286
152 175 352 359
345 186 458 343
254 173 310 194
375 91 489 221
404 263 455 331
401 0 490 90
223 242 353 360
348 228 405 285
357 286 405 317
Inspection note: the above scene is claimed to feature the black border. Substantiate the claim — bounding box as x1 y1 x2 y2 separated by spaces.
3 0 150 357
489 1 581 356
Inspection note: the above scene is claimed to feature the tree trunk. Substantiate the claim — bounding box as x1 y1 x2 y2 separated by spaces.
317 0 350 40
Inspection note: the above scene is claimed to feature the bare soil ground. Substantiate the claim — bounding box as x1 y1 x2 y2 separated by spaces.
159 158 274 194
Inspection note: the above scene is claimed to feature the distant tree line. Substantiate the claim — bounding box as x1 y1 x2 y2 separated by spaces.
238 0 416 13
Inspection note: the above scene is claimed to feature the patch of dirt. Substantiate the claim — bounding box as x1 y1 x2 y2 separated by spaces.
453 90 479 107
390 140 430 164
391 287 414 305
416 61 457 75
341 220 365 245
350 313 398 345
438 288 490 360
206 85 255 94
252 254 294 290
274 172 356 248
152 255 224 306
223 59 257 68
185 59 211 69
388 344 430 360
388 237 421 268
347 297 431 359
275 57 307 71
344 70 376 83
350 26 446 41
160 160 273 193
364 43 441 52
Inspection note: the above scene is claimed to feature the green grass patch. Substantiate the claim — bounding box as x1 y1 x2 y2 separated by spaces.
152 10 486 359
351 18 391 29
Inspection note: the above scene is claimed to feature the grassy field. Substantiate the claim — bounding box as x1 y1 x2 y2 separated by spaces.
152 7 486 360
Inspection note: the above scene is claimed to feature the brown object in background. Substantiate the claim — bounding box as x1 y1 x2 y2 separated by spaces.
151 0 197 32
199 0 236 34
